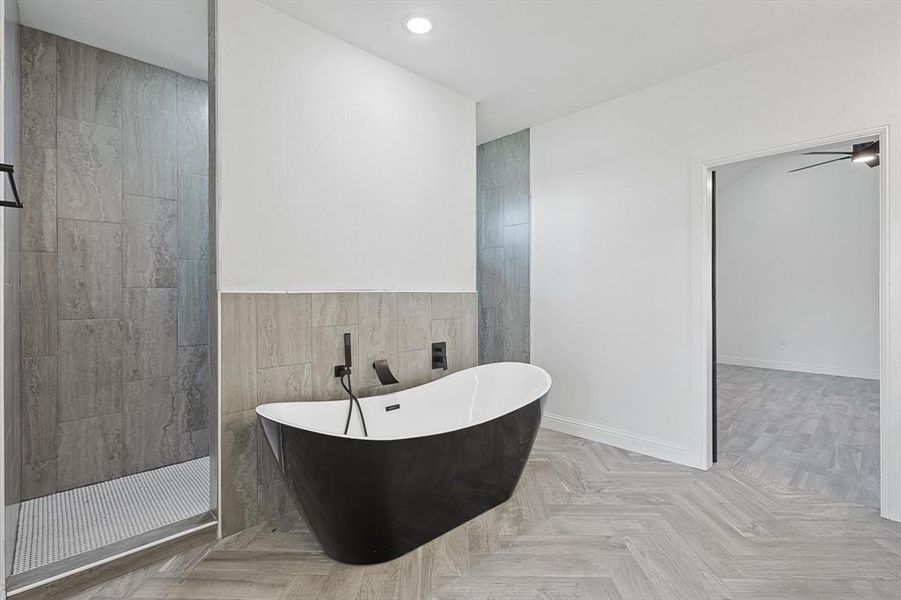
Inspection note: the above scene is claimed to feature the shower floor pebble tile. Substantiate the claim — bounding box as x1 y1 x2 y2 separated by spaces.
13 457 209 575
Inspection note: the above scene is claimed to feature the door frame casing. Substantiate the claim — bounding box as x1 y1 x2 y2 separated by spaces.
689 124 899 522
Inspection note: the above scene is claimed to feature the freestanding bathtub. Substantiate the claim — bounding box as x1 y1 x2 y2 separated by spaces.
256 361 551 564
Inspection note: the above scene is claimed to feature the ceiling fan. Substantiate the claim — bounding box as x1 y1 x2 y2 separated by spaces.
788 141 880 173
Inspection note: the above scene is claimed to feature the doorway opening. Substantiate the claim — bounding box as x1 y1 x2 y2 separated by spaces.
711 137 881 508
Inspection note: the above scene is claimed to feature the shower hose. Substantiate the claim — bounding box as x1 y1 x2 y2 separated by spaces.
340 373 368 437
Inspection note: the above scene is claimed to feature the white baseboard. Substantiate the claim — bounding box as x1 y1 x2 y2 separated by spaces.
541 413 695 467
717 355 878 380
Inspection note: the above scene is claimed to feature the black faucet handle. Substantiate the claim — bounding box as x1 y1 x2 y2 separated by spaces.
431 341 448 371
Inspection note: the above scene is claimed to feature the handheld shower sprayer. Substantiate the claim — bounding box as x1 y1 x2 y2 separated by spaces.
335 333 367 436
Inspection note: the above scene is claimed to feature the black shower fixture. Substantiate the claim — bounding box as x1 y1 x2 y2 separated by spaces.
789 140 880 173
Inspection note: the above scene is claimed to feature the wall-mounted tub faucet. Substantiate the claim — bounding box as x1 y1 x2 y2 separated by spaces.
372 359 399 385
334 333 368 436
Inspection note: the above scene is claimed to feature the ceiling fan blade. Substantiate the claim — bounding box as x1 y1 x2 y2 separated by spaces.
788 156 851 173
803 151 853 155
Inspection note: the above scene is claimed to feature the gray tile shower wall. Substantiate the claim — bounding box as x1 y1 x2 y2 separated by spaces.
219 291 478 536
4 13 22 573
477 129 530 363
17 26 210 498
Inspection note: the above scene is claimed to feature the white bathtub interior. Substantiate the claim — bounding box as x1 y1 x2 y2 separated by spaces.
256 362 552 440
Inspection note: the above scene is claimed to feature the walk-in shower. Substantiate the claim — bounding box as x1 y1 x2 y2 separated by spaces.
2 1 213 589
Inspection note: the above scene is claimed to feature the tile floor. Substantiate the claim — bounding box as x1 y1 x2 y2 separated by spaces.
716 364 880 508
13 457 209 575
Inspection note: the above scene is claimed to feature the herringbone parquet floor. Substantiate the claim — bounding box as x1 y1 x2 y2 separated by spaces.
69 427 900 600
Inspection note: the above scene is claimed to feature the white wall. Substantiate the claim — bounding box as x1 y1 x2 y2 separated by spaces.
530 5 900 519
216 0 476 293
716 154 879 379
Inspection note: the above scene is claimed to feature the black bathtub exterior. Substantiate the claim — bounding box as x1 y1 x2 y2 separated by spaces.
259 393 546 564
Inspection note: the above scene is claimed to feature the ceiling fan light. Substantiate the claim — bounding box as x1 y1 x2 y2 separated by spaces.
851 141 880 164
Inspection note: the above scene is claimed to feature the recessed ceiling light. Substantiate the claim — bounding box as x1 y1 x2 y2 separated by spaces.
404 16 434 35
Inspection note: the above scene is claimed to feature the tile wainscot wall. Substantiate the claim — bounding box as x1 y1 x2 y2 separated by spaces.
220 291 477 536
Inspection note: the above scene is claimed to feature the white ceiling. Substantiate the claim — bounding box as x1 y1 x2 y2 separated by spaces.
264 0 893 144
17 0 207 80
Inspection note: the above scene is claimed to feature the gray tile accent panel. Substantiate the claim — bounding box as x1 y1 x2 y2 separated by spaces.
177 172 209 259
123 60 177 200
501 287 530 359
124 287 177 381
17 29 212 498
180 428 210 462
477 129 530 364
57 116 123 222
221 410 257 537
22 110 56 154
22 460 56 501
312 293 358 326
397 349 431 389
20 251 57 357
461 293 479 370
57 37 123 127
57 414 123 491
430 292 462 320
22 356 58 464
123 59 176 112
502 160 530 226
483 127 529 164
255 420 275 488
123 376 178 474
257 472 292 525
123 106 177 201
20 27 57 150
477 187 503 249
221 294 258 414
503 223 530 290
58 219 122 319
477 246 504 309
479 308 503 365
256 294 312 368
124 195 177 288
19 145 57 252
396 292 431 352
358 293 398 388
258 363 313 405
58 319 123 421
177 345 210 433
177 259 209 346
176 75 209 177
